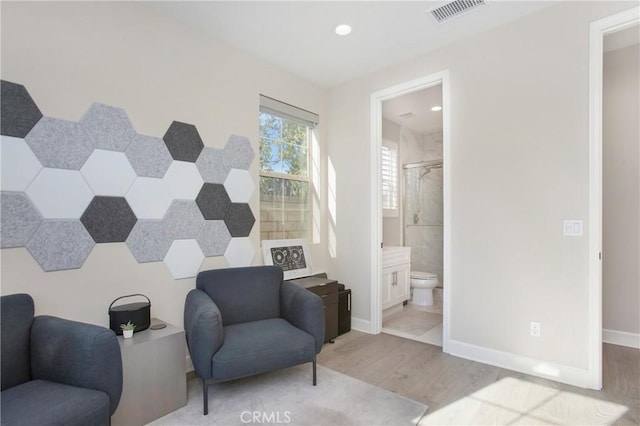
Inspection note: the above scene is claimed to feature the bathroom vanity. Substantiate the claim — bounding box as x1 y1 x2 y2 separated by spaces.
381 246 411 310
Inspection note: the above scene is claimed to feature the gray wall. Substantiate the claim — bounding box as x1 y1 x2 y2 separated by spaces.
603 43 640 336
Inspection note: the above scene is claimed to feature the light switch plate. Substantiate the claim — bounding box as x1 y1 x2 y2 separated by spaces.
563 220 583 236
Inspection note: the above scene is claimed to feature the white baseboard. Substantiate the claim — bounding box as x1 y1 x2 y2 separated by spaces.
603 329 640 349
447 339 592 389
351 317 373 334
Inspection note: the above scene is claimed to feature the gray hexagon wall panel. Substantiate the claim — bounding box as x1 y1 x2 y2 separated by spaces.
196 147 231 184
81 197 137 243
25 117 93 170
26 220 95 272
125 220 173 263
224 135 254 170
196 183 231 220
224 203 255 237
126 134 173 178
1 192 43 248
1 80 257 277
163 121 204 162
80 103 136 152
163 200 205 240
196 221 232 257
1 80 42 138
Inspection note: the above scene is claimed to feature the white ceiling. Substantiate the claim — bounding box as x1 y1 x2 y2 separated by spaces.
382 84 442 135
145 1 558 88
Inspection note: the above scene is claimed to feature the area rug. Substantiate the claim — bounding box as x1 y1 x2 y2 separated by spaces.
149 364 429 425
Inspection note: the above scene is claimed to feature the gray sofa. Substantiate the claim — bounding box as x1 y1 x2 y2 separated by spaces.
1 294 123 426
185 265 325 415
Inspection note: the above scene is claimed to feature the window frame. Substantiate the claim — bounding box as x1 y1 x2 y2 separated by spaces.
381 139 400 218
259 96 318 242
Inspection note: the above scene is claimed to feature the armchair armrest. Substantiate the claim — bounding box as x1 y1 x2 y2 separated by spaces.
280 281 325 353
30 316 123 415
184 289 223 380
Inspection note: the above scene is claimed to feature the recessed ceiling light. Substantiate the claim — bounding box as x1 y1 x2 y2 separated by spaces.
431 106 442 111
335 24 352 36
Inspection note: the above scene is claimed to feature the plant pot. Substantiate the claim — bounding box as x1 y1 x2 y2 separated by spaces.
123 329 134 339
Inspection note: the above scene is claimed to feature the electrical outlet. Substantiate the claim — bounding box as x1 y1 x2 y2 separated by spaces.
530 321 541 337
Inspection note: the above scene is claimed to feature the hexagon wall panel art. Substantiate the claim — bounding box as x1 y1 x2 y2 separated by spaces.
0 79 256 277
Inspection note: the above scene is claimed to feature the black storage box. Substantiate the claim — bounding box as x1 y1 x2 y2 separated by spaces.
108 294 150 335
338 285 351 336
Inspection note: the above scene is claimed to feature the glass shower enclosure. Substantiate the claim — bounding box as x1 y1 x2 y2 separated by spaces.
403 160 444 281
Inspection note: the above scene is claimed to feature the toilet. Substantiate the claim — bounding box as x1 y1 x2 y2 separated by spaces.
409 271 439 306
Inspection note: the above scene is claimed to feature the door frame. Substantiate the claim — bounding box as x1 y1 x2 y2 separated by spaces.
369 70 451 353
588 6 639 390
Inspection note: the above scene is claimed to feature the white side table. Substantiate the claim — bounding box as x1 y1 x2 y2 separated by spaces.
112 319 186 426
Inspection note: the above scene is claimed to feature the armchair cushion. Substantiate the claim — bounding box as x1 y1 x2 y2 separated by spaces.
30 316 123 414
211 318 316 382
0 379 110 426
196 266 282 325
280 281 325 353
184 288 224 380
0 294 34 391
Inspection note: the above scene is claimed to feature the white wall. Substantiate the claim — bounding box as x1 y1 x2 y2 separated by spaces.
0 2 328 329
602 43 640 337
326 1 635 381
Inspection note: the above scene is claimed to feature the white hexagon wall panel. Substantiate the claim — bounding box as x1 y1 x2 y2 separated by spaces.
164 239 204 279
81 150 136 196
164 161 203 200
26 169 93 219
125 177 173 219
1 136 43 191
224 169 254 203
224 237 255 267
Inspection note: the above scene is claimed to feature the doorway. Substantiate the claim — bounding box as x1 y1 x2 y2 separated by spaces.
588 6 639 390
380 86 444 346
369 71 451 353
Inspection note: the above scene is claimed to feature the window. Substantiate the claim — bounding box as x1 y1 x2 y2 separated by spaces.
382 140 399 217
259 95 318 241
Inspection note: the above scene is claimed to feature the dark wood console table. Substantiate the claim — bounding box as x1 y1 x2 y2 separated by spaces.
288 276 339 343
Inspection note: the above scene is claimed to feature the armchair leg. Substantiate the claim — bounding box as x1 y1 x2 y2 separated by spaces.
203 379 209 415
313 356 317 386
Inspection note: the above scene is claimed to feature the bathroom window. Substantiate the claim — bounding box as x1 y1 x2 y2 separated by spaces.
382 140 399 217
259 95 318 242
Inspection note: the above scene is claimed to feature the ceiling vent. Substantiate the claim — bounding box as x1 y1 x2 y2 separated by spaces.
398 112 416 119
430 0 486 23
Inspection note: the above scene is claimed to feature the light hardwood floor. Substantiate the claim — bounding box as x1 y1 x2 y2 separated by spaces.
317 331 639 425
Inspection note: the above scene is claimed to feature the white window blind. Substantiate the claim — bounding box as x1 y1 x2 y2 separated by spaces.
381 142 399 217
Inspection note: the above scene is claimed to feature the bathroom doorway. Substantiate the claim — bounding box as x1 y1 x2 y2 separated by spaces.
588 7 639 389
369 71 450 351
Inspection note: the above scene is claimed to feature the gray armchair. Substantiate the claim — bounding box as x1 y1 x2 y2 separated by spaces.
1 293 123 426
184 266 325 415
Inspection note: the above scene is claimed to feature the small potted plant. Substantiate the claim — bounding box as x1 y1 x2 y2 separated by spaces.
120 321 136 339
